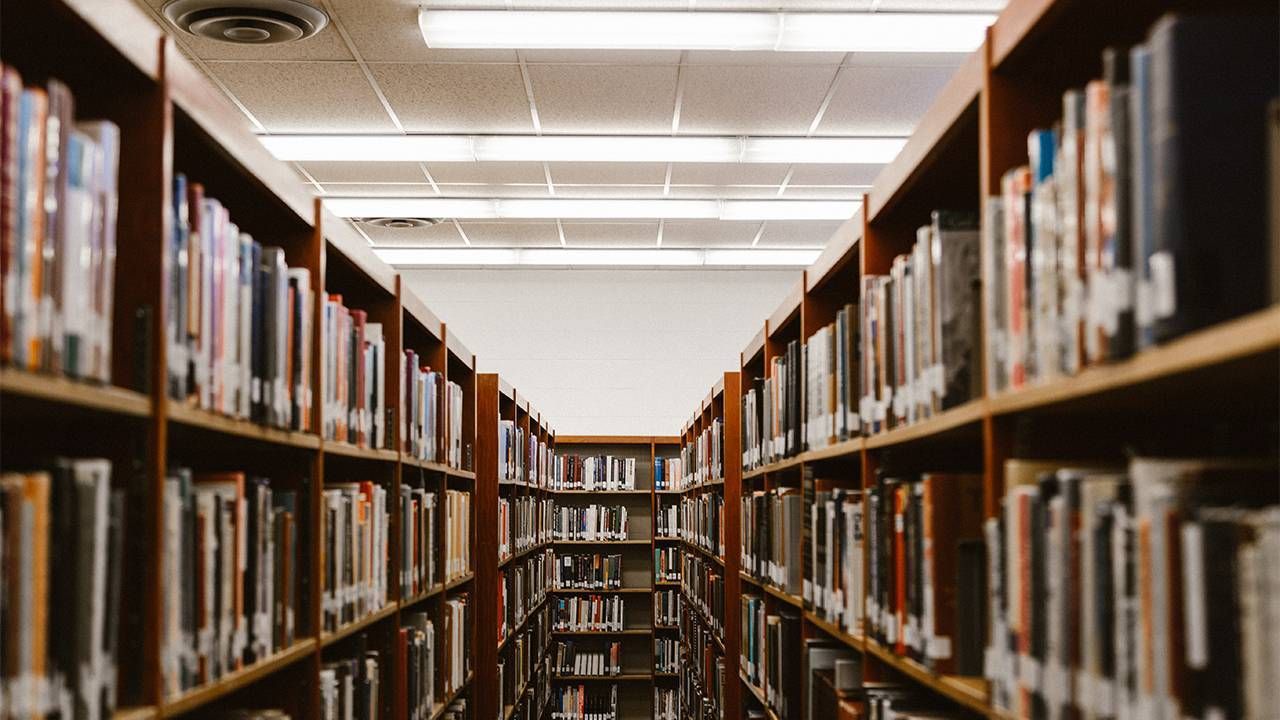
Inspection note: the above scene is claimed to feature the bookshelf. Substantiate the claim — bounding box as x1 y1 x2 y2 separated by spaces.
0 1 481 717
725 2 1280 720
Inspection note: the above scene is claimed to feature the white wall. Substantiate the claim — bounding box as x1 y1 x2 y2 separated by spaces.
400 268 799 436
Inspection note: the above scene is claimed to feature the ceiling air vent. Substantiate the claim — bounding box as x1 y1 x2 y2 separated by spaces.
355 218 441 230
162 0 329 44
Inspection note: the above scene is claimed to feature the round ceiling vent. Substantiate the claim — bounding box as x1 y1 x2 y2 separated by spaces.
356 218 441 230
162 0 329 44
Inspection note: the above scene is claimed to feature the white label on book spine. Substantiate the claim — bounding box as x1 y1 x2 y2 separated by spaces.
928 635 951 660
1148 251 1177 320
1180 523 1209 669
1019 654 1042 690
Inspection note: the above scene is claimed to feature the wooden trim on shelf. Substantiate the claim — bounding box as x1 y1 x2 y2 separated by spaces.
551 539 652 546
807 213 863 293
429 671 474 720
113 707 158 720
400 584 444 607
803 611 865 653
321 210 397 294
400 285 444 340
321 441 399 462
160 639 316 717
767 278 805 337
863 639 992 718
551 629 652 636
550 489 652 496
167 403 320 449
556 435 659 444
0 367 152 417
742 325 766 368
742 455 804 480
445 325 474 368
863 398 987 450
445 572 475 591
802 436 863 463
320 604 398 647
739 673 781 720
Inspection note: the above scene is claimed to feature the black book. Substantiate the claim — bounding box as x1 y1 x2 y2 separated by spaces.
1147 13 1280 343
1104 47 1136 360
933 210 981 409
956 538 985 676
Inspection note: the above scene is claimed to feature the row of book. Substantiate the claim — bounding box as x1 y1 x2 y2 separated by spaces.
1 69 119 384
552 503 630 542
655 637 679 674
322 295 387 450
499 495 552 561
681 553 724 638
985 457 1278 720
803 304 861 450
654 547 680 583
499 549 553 646
552 594 626 632
401 352 462 467
400 487 436 598
986 14 1277 394
742 340 802 468
551 455 637 492
740 598 800 720
677 418 723 489
655 502 678 539
554 553 622 591
863 473 984 676
163 470 299 696
321 638 382 720
653 457 680 492
398 612 437 720
654 687 677 720
677 493 723 556
443 490 471 582
321 482 389 634
741 488 803 597
550 684 617 720
552 641 622 677
680 605 724 719
499 603 550 720
1 459 126 719
169 172 315 433
679 651 725 720
498 420 528 484
862 213 981 434
805 483 863 639
654 589 680 628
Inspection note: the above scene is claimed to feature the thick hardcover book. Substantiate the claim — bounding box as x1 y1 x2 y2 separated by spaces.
932 211 981 409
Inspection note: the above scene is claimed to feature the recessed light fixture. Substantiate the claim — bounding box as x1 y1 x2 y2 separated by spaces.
259 134 906 165
417 10 994 53
325 197 860 221
374 247 822 268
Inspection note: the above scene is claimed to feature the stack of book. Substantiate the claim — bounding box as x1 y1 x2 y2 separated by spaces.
169 173 316 432
498 420 527 484
681 553 724 637
500 495 552 560
500 603 550 714
654 638 679 674
322 295 386 449
554 553 622 590
553 594 625 632
400 487 437 598
552 640 621 677
399 611 437 717
553 455 636 491
551 684 617 720
654 457 677 491
553 503 629 541
499 548 553 644
1 459 126 718
654 546 680 583
680 418 723 488
804 305 861 450
984 457 1278 720
401 353 462 467
680 604 723 717
320 637 381 720
655 502 678 539
984 15 1277 394
321 481 388 634
741 488 803 597
444 489 471 582
654 687 678 720
859 211 981 434
1 69 120 385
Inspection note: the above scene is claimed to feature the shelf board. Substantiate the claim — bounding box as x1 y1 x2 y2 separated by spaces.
160 639 316 717
550 489 652 496
500 542 550 569
742 455 803 480
800 436 863 463
552 539 650 546
803 611 865 653
113 706 158 720
403 456 455 474
552 674 653 682
987 305 1280 417
739 673 781 720
738 572 763 590
446 572 475 591
323 442 399 462
678 479 725 494
653 536 681 542
682 540 725 567
401 584 444 607
653 581 681 588
863 639 991 718
321 603 399 647
653 624 680 632
863 397 986 450
0 367 151 417
550 587 651 595
430 671 474 720
760 582 804 610
654 672 679 679
654 489 682 495
167 403 320 449
551 629 651 636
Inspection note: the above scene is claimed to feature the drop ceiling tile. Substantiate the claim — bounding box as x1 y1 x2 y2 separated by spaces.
436 183 553 197
361 221 466 246
755 220 841 248
208 62 396 132
788 163 883 186
877 0 1006 10
426 162 548 185
560 221 659 247
817 63 958 135
781 185 870 199
460 221 562 247
661 220 759 248
370 63 534 133
843 52 970 68
321 183 439 197
552 185 666 198
299 161 428 184
683 50 848 65
528 64 678 134
678 65 838 135
522 50 683 64
664 185 784 199
547 162 669 186
670 163 790 186
329 0 518 62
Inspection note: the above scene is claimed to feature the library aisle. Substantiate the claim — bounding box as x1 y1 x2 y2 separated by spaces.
2 1 1278 720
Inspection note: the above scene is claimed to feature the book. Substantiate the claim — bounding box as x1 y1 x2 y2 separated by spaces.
321 481 390 634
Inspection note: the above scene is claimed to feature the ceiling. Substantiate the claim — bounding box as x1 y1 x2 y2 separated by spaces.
133 0 1005 259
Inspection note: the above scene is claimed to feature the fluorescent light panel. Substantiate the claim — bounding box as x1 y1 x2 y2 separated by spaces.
418 10 993 52
260 134 904 165
326 197 859 221
375 247 821 267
